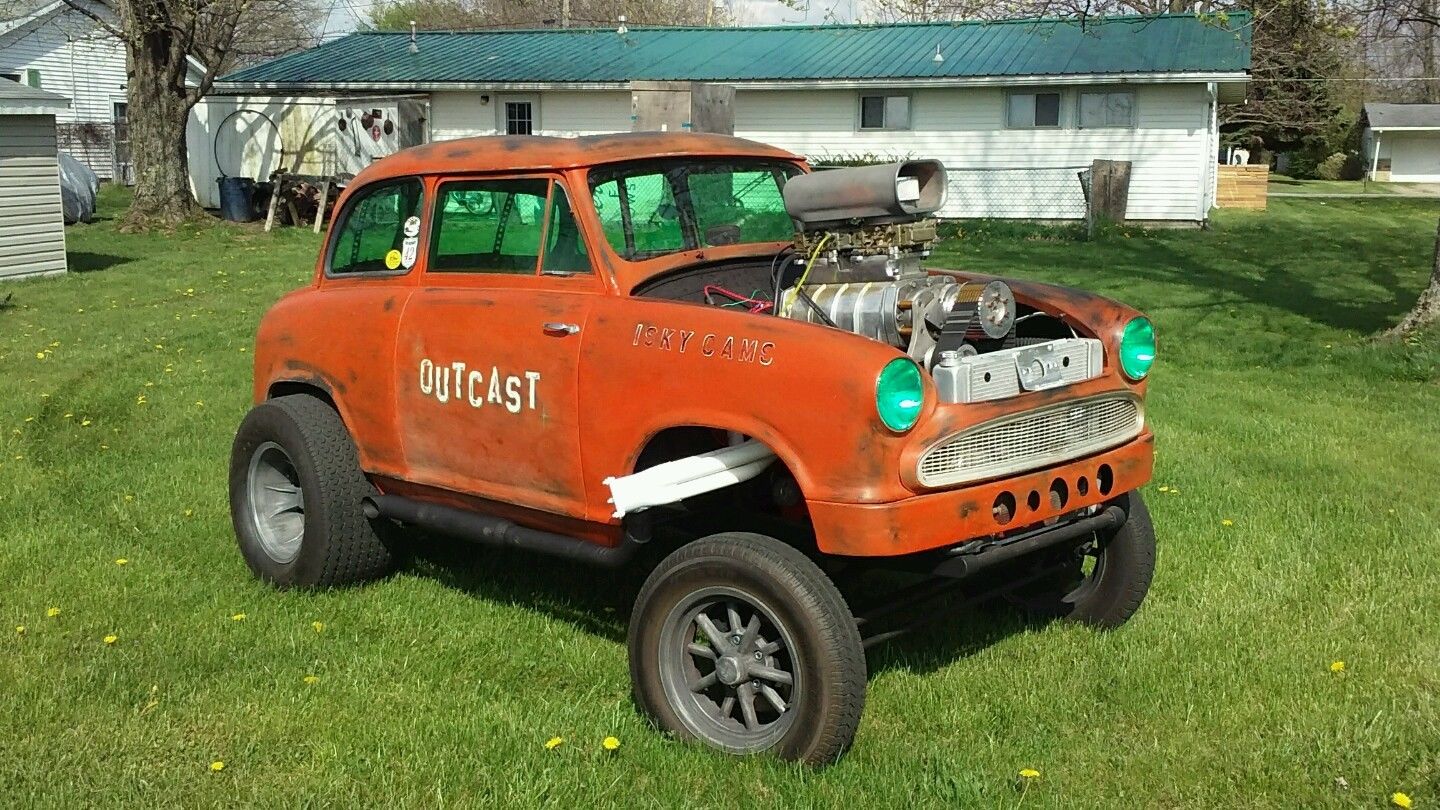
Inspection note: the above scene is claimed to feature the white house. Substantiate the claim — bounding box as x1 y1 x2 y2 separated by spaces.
199 14 1252 223
0 0 129 180
1363 103 1440 183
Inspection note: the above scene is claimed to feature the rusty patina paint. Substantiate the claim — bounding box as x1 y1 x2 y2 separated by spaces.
253 133 1156 560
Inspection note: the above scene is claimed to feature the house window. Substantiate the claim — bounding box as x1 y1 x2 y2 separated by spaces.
501 98 536 135
0 72 20 83
23 68 42 88
1006 91 1061 128
1078 91 1136 129
859 94 910 130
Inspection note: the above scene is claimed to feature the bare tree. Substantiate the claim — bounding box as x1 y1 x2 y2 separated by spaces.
60 0 320 228
368 0 731 30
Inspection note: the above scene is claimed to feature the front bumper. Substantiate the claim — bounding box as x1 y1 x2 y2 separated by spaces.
807 432 1154 557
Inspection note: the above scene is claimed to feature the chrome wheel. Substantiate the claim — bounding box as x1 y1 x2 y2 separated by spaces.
658 586 802 753
245 441 306 564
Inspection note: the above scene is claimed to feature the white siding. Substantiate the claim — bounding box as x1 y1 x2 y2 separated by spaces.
735 84 1214 221
1388 132 1440 182
0 113 66 279
0 2 127 179
430 90 630 139
187 96 339 208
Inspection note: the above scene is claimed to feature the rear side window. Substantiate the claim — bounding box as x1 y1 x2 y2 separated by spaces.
431 178 549 273
329 179 424 275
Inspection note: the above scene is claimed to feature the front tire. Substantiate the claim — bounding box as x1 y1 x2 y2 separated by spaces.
229 395 394 588
629 533 866 766
1010 491 1156 628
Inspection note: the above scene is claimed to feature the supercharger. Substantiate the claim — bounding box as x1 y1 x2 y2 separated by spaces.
775 160 1017 367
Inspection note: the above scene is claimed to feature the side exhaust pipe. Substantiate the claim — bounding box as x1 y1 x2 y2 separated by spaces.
603 440 777 518
363 495 641 568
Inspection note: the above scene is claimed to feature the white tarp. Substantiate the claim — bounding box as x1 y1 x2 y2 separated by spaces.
58 151 98 224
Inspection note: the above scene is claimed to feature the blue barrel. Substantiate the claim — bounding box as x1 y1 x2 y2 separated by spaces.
217 176 256 222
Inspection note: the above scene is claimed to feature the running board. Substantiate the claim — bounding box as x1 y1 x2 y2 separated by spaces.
363 494 641 569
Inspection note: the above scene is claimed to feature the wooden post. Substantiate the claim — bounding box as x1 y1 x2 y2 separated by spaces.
1088 159 1132 225
313 179 331 234
264 173 283 232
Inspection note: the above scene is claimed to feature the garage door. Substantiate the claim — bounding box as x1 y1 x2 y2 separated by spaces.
1391 132 1440 183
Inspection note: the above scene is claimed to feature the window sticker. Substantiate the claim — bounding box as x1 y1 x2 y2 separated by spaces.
384 249 402 270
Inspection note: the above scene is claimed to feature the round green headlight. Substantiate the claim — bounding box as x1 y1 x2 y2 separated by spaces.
876 358 924 432
1120 317 1156 380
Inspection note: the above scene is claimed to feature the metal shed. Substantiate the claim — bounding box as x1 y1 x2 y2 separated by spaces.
0 77 70 279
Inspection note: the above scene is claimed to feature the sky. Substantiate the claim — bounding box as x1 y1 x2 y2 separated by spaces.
317 0 862 41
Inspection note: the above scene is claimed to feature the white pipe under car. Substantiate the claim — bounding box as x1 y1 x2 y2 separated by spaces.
604 440 778 518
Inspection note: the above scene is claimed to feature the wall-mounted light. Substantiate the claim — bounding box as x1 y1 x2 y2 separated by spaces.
480 94 490 104
617 14 627 34
408 20 419 54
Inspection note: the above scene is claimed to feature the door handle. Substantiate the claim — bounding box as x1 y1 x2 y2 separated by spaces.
542 322 580 337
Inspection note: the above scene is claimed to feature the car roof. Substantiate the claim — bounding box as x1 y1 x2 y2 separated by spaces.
350 132 802 185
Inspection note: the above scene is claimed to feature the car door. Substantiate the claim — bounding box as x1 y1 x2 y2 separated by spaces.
394 175 601 519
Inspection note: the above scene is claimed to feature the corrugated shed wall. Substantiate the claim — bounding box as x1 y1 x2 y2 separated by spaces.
0 113 67 279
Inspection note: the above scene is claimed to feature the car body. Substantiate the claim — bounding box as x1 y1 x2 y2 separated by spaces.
232 132 1158 765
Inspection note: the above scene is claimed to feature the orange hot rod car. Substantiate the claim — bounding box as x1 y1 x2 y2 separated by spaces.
230 132 1157 765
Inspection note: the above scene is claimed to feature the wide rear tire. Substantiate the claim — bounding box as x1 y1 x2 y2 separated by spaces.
229 395 394 588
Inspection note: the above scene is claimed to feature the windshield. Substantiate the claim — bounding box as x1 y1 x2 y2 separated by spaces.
589 159 800 260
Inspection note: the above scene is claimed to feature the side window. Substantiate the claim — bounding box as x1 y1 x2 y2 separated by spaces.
1006 92 1062 129
541 186 591 275
431 178 549 273
329 179 423 275
591 173 685 256
1078 91 1136 129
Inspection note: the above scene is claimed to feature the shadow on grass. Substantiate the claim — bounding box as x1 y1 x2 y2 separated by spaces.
67 252 133 274
400 530 1036 677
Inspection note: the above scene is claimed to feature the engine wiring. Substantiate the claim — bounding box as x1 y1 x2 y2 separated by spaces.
704 284 773 313
785 233 832 318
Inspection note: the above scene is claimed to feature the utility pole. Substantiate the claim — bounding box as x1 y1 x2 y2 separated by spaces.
1425 0 1440 102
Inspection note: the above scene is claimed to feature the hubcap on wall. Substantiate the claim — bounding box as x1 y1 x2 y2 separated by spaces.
246 441 306 564
658 586 802 753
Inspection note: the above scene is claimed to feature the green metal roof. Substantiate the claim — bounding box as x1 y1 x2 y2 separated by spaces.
220 14 1250 88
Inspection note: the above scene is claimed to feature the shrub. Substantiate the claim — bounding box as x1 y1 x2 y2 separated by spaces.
1316 152 1348 181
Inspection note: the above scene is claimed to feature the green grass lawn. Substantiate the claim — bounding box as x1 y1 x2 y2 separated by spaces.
3 187 1438 806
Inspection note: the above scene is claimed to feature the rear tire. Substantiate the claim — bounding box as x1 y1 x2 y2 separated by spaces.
629 533 866 766
229 395 394 587
1010 491 1156 628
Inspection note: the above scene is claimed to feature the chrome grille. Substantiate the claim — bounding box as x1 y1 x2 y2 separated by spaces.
918 394 1143 487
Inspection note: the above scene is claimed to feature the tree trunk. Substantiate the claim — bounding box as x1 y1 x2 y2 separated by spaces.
123 37 201 229
1382 217 1440 339
1424 0 1440 104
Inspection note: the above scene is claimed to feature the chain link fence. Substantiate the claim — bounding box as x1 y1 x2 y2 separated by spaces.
941 166 1090 221
54 122 131 184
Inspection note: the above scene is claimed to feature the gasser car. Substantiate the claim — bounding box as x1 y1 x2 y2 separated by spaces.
230 132 1157 766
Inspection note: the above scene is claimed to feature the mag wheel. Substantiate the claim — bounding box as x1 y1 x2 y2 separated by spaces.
629 533 866 766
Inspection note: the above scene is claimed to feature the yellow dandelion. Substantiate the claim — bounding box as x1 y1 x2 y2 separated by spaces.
195 401 205 408
1157 485 1170 492
136 395 147 405
46 607 60 618
303 675 319 685
1392 793 1412 809
63 412 72 419
35 351 45 360
544 736 564 750
1019 768 1041 779
231 613 247 622
312 621 325 633
115 558 128 566
1330 660 1346 674
1221 519 1234 527
184 509 194 518
24 416 33 422
602 736 620 752
209 761 225 773
15 625 25 635
103 634 118 645
81 419 92 427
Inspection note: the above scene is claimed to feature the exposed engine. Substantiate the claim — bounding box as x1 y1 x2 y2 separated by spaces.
774 161 1102 403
